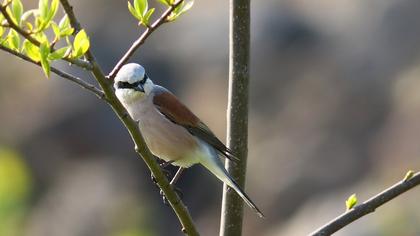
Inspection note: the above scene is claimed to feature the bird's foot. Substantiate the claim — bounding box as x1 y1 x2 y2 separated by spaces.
160 160 175 168
150 160 174 186
150 167 172 187
160 184 184 206
149 161 184 206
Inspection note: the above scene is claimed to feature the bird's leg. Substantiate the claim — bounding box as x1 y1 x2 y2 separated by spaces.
170 167 185 185
170 167 185 200
160 167 185 205
148 156 186 206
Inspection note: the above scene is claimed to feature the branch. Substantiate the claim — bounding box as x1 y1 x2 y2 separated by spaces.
311 171 420 236
59 1 199 235
0 5 93 70
107 0 184 80
220 0 251 235
0 44 104 100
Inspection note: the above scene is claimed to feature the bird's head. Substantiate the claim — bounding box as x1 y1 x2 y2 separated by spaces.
114 63 154 103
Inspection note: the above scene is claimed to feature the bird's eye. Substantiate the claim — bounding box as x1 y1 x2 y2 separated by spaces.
117 81 128 88
117 81 138 89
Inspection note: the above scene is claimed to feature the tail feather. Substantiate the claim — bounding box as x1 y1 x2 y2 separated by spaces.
199 149 264 218
223 172 265 218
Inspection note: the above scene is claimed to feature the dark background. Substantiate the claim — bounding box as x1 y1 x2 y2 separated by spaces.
1 0 420 235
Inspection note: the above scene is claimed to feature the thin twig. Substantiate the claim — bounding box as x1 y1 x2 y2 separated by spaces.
107 0 184 80
311 172 420 236
59 1 199 235
0 5 93 70
0 44 104 100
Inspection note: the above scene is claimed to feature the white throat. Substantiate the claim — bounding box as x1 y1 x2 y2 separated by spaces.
115 88 145 105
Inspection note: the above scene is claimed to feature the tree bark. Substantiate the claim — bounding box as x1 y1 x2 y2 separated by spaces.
219 0 250 235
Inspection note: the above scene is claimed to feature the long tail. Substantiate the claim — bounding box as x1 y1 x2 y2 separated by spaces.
199 148 265 218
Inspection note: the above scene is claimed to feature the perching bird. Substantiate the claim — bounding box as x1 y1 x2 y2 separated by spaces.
114 63 263 217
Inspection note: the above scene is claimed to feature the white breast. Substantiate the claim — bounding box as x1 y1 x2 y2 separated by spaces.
125 96 202 167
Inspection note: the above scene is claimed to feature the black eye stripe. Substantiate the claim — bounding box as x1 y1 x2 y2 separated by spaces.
117 80 141 89
116 75 148 89
140 74 148 85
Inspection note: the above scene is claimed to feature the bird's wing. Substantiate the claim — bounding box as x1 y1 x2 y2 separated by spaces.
153 89 239 162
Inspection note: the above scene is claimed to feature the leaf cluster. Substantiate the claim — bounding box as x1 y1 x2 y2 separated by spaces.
127 0 193 27
0 0 90 77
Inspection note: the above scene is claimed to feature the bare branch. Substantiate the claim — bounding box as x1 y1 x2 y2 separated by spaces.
0 44 104 100
59 1 199 235
220 0 253 234
58 0 82 32
311 172 420 236
0 5 93 70
107 0 185 80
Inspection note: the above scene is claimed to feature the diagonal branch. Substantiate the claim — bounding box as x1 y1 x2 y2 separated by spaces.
0 44 104 100
107 0 184 80
0 5 93 70
59 1 199 235
311 171 420 236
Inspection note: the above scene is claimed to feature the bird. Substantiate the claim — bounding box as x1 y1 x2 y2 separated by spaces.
114 63 264 217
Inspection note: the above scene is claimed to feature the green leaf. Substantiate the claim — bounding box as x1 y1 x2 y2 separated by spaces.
11 0 23 25
5 6 17 25
129 0 154 26
403 170 414 182
36 0 56 31
58 14 70 30
0 14 4 36
179 1 193 14
72 29 90 58
128 1 142 21
47 0 59 23
142 8 155 26
134 0 147 16
60 27 74 37
22 39 41 61
38 0 48 19
35 15 48 32
167 1 193 22
156 0 171 6
40 57 50 78
33 31 48 44
39 41 51 78
345 193 358 210
50 21 60 40
24 21 34 32
58 15 74 37
6 29 20 50
48 46 70 60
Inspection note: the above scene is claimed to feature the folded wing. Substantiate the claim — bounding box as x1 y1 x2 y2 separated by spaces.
153 89 239 162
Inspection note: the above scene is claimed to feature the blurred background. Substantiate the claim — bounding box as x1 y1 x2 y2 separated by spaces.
1 0 420 235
